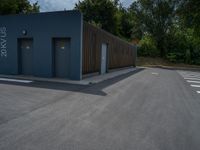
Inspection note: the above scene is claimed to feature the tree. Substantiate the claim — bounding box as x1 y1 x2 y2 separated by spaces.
129 0 181 57
0 0 40 15
180 0 200 35
118 7 135 40
75 0 121 35
138 34 159 57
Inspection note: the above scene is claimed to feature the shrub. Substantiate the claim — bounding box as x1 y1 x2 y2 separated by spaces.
166 53 177 63
138 35 159 57
185 49 191 64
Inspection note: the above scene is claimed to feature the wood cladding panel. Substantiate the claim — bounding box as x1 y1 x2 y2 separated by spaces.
82 22 136 74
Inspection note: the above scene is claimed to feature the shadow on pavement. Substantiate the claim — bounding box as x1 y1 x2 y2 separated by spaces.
0 68 144 96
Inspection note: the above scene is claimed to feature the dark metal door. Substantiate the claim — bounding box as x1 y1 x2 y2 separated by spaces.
19 39 33 75
54 38 70 78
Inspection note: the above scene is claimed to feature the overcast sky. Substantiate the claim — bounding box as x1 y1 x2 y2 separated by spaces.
29 0 133 12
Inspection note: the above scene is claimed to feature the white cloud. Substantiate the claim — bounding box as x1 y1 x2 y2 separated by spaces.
29 0 80 12
29 0 133 12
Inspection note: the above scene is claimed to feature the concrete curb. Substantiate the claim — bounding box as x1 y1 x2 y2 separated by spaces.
139 65 200 72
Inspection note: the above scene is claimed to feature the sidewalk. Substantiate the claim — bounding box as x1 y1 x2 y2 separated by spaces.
0 67 137 85
83 67 137 84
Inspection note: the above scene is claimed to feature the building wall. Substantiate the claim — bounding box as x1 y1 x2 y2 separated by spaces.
0 11 83 80
82 22 137 74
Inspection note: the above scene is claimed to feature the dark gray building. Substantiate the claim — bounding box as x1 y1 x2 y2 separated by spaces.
0 11 136 80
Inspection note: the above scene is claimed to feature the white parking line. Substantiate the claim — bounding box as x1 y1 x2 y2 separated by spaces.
184 78 200 80
191 85 200 88
187 80 200 84
183 75 200 78
0 78 33 83
178 71 200 95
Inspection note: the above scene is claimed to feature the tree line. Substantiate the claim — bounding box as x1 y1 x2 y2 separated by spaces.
0 0 39 14
1 0 200 65
75 0 200 65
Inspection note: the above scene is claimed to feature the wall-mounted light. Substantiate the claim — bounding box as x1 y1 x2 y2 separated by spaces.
61 46 65 50
22 30 27 35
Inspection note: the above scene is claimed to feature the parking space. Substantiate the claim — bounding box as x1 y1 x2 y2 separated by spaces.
178 70 200 94
0 81 87 125
1 68 200 150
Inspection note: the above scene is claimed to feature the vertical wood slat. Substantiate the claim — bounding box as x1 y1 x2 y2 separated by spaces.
82 22 136 74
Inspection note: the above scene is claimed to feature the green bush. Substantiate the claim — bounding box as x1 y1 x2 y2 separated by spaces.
185 49 191 64
191 48 200 65
166 52 186 63
166 53 177 63
138 28 200 65
138 35 159 57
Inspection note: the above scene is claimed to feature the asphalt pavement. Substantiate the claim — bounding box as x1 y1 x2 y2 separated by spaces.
0 68 200 150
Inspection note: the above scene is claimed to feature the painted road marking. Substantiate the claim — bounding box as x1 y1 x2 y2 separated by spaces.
184 78 200 80
178 71 200 94
0 78 33 83
191 85 200 88
187 80 200 84
152 72 159 75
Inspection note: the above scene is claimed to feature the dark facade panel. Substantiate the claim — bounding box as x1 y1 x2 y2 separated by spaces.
82 22 137 74
0 11 83 80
